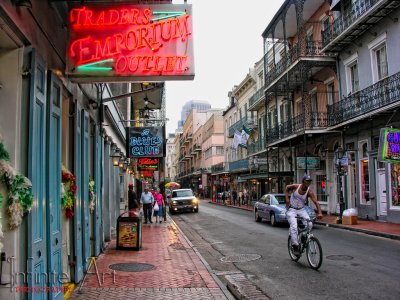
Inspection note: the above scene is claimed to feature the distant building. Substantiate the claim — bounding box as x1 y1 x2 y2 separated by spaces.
177 100 211 131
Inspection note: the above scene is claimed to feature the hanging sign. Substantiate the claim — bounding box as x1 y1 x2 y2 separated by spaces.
137 158 159 170
128 127 164 158
296 157 321 170
67 4 194 82
378 128 400 163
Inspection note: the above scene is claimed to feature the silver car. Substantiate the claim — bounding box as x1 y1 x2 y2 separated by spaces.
169 188 199 214
254 193 316 226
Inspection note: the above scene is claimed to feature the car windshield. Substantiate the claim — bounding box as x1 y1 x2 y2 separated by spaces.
272 195 286 205
173 190 193 197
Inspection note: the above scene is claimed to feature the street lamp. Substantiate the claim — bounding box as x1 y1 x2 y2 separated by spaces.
335 146 346 224
110 147 121 166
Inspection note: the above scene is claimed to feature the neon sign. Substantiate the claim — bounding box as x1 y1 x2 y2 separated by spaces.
128 127 164 158
137 158 159 171
378 128 400 163
67 4 194 82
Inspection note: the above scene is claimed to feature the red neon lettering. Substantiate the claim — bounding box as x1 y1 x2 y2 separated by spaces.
171 15 192 41
128 56 141 72
125 30 138 51
115 56 127 73
70 36 93 64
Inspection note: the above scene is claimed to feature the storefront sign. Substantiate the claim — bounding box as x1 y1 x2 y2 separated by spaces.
296 157 320 170
137 157 158 170
378 128 400 162
128 127 164 158
67 4 194 82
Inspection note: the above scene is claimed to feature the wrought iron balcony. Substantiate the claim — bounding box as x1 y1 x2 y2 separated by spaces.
266 112 328 145
328 72 400 126
194 143 202 152
247 139 265 155
248 86 265 111
322 0 400 52
265 41 329 88
229 159 249 172
228 118 255 137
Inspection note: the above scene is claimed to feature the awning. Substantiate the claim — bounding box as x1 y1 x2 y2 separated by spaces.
329 0 341 11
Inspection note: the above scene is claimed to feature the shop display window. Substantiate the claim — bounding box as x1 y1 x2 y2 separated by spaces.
390 164 400 207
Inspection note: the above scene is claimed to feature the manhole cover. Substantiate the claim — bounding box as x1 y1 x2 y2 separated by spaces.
220 254 261 263
326 255 354 261
109 263 155 272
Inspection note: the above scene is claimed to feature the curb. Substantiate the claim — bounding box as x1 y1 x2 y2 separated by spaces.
315 221 400 240
210 200 400 241
170 217 236 300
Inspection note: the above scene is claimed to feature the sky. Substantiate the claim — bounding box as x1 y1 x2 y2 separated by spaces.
165 0 285 134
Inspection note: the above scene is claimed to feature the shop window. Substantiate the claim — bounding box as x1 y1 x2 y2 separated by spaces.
390 164 400 207
359 141 370 204
316 174 328 202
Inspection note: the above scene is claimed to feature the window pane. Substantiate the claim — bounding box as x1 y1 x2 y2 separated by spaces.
376 45 388 80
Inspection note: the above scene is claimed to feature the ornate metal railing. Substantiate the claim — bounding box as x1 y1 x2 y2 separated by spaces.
328 72 400 126
249 86 265 108
228 118 256 137
322 0 379 48
247 139 265 155
265 41 328 87
229 159 249 172
266 112 328 144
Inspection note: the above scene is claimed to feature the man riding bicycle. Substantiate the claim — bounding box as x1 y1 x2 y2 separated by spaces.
285 174 323 254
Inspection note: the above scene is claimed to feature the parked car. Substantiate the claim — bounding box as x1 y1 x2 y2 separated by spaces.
169 188 199 214
254 193 316 226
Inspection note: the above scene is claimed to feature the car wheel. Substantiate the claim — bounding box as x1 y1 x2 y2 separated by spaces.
270 213 277 227
255 210 261 222
169 207 175 215
194 208 199 213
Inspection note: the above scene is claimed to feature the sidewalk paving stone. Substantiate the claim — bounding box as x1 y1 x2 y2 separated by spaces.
68 219 229 299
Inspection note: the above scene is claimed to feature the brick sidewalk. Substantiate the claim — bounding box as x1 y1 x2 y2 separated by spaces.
68 219 229 300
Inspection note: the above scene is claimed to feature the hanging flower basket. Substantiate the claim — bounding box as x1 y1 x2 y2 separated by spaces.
0 142 34 237
61 166 76 219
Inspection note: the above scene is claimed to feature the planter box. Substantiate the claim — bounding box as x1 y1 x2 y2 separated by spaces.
342 216 358 225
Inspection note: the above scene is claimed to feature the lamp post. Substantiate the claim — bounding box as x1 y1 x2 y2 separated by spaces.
335 146 346 224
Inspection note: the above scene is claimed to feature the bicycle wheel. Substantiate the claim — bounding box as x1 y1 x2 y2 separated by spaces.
287 236 301 262
306 236 323 270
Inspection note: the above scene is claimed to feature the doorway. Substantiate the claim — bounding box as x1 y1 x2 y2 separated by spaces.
377 168 387 217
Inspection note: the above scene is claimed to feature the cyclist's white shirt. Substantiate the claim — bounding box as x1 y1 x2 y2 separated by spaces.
290 185 309 209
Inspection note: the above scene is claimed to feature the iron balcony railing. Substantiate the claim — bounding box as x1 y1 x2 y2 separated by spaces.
267 112 328 144
247 139 265 155
265 41 328 88
328 72 400 126
248 86 265 109
228 118 257 137
229 159 249 172
322 0 379 48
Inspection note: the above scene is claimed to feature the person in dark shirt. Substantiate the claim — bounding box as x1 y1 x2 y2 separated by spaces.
128 184 139 212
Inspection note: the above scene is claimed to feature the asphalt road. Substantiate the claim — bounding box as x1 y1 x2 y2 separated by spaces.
170 200 400 300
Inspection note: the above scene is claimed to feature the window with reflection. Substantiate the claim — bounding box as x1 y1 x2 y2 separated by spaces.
359 141 370 204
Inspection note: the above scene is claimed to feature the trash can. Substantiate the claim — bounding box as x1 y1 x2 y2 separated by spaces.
116 211 142 250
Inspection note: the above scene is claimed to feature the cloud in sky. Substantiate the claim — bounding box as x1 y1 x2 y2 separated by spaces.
165 0 284 134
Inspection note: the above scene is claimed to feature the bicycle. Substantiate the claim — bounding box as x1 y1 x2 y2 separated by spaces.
287 216 323 270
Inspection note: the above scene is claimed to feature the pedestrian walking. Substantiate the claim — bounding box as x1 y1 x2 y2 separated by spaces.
232 190 238 206
222 191 226 205
140 186 154 224
128 184 139 216
153 188 164 223
239 190 243 206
